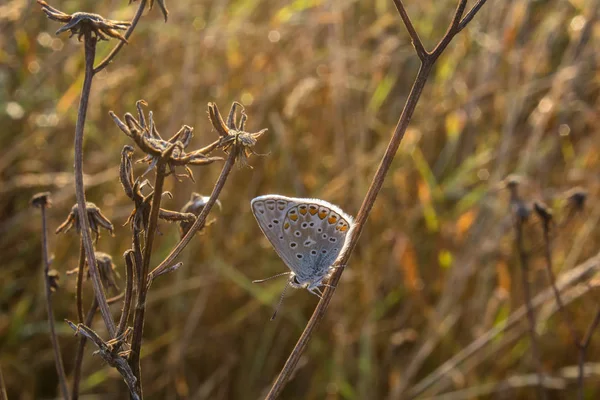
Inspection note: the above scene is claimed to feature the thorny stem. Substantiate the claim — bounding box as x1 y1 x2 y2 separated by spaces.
264 1 489 398
75 33 116 336
71 299 98 400
130 161 167 396
76 239 85 323
515 216 546 400
94 0 148 74
39 203 70 400
150 149 237 276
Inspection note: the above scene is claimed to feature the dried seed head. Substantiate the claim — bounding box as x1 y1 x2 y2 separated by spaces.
111 101 222 180
178 193 221 237
38 1 131 42
56 202 114 242
31 192 52 208
208 102 267 168
88 252 120 291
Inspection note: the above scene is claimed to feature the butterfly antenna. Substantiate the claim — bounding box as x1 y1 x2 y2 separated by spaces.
252 272 291 283
271 282 291 321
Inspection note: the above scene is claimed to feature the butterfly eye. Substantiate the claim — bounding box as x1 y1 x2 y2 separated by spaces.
292 276 301 285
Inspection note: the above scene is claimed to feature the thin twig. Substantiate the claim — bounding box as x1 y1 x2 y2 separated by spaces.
76 239 85 323
150 149 237 276
264 1 490 397
93 0 148 74
35 195 70 400
577 306 600 400
539 216 579 344
129 161 167 396
71 299 98 400
75 33 116 336
117 250 135 337
392 0 427 61
515 215 546 400
0 362 7 400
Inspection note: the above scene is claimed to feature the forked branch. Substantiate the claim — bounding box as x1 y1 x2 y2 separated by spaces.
264 0 489 398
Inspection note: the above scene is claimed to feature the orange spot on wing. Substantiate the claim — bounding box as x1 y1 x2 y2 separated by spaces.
299 206 307 215
318 210 328 219
309 206 318 215
328 215 338 224
284 222 290 229
339 225 348 232
289 214 298 221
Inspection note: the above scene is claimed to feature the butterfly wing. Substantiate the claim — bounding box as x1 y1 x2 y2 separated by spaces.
251 195 353 287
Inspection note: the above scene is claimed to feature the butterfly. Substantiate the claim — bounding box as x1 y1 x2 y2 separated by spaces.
251 195 354 318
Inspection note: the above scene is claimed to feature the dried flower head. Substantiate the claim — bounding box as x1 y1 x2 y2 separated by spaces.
111 100 222 181
30 192 52 208
208 102 267 167
38 1 131 42
69 251 120 291
93 252 120 291
130 0 169 22
178 193 222 237
56 202 114 242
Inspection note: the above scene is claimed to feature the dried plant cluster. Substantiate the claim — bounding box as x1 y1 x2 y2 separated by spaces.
3 0 598 399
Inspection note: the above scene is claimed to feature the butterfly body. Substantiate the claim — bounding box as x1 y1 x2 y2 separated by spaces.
251 195 353 296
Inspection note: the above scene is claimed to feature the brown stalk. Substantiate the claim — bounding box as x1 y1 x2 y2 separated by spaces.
94 0 148 74
36 197 70 400
74 32 116 336
117 250 135 337
514 214 546 400
129 161 167 396
264 1 488 398
71 299 98 400
0 362 7 400
76 239 85 323
149 148 237 277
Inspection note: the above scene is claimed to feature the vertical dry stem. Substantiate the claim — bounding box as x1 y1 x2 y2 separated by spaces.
39 202 70 400
129 162 167 396
74 33 116 336
71 300 98 400
515 216 546 400
265 1 489 397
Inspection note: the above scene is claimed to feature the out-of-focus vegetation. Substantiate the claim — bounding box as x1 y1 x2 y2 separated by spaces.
1 0 599 398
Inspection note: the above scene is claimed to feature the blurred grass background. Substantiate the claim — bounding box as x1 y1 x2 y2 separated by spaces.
1 0 600 398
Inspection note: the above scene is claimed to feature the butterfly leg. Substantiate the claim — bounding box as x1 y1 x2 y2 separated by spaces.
308 287 323 299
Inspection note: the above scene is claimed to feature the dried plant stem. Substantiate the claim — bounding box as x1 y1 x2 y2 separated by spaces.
130 161 167 395
539 218 587 399
76 239 85 323
71 299 98 400
0 362 7 400
94 0 148 74
39 202 70 400
151 149 237 276
75 33 116 336
515 217 546 400
117 251 135 337
577 306 600 400
265 1 488 397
